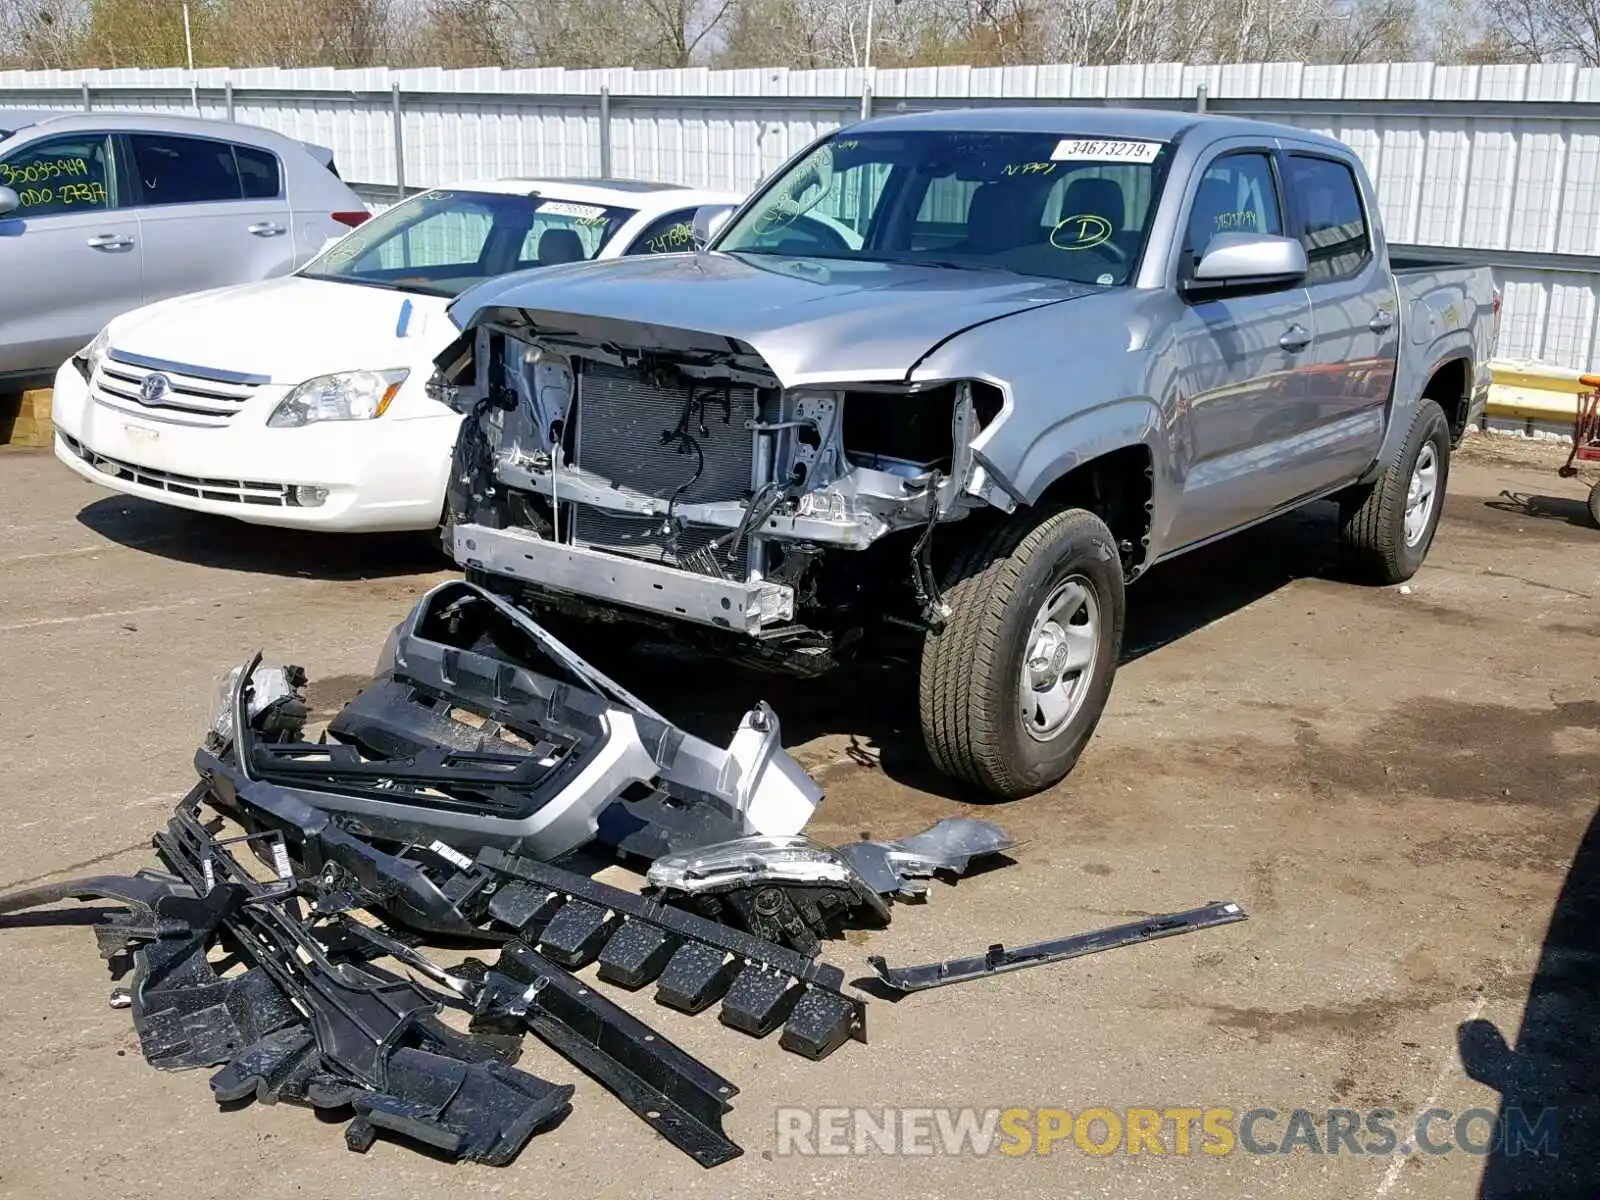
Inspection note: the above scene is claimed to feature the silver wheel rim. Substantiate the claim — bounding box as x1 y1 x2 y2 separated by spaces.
1404 443 1439 548
1018 575 1100 742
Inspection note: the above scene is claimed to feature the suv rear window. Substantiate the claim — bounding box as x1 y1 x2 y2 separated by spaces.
128 134 281 206
234 144 281 199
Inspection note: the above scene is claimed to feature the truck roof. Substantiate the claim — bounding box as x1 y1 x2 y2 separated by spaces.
854 105 1350 154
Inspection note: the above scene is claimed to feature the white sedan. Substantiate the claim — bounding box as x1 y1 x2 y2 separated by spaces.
50 178 742 531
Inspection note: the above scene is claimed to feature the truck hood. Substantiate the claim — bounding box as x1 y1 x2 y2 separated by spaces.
448 252 1096 386
105 275 453 384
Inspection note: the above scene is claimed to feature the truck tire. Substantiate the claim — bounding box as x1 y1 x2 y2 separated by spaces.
1588 482 1600 530
919 506 1124 799
1338 398 1451 584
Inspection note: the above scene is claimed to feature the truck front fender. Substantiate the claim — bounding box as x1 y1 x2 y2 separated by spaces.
977 395 1165 509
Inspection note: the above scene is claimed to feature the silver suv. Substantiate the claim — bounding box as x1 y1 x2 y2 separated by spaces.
0 110 370 388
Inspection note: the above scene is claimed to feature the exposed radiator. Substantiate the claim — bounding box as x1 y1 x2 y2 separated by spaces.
574 361 756 505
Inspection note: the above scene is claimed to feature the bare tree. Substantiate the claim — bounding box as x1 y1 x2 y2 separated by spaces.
206 0 393 66
0 0 1501 74
1481 0 1600 61
0 0 92 67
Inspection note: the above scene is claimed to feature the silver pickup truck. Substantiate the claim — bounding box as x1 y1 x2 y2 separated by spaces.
435 107 1498 799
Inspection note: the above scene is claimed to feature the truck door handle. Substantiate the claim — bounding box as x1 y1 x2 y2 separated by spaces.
1369 312 1395 334
1279 325 1312 353
247 222 286 237
86 233 134 251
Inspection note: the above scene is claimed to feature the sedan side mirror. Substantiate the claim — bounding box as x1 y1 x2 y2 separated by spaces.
1184 232 1307 297
692 204 734 250
0 186 19 218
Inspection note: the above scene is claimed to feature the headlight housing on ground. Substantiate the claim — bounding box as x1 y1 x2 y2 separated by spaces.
267 368 409 428
646 835 864 893
203 661 301 750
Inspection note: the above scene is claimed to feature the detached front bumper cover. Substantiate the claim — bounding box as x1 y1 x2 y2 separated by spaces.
221 579 821 861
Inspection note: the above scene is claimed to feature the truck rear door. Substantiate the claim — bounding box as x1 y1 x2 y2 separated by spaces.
1282 150 1394 489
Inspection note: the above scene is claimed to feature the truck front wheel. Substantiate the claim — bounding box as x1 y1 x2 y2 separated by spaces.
919 506 1125 799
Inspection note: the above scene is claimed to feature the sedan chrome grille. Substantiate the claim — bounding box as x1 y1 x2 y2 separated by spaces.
91 350 267 426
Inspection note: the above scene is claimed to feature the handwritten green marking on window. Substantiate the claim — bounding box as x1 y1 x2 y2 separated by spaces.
1 157 92 187
646 221 695 254
1213 210 1262 232
16 180 108 210
1003 161 1058 177
1050 213 1114 251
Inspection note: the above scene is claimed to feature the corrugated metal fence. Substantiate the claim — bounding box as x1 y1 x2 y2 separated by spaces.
3 61 1600 373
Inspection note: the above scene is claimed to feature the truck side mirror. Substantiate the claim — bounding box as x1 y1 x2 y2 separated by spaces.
1184 233 1308 298
0 186 19 218
692 204 734 250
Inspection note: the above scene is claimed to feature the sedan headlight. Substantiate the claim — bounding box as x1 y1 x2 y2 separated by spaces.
83 326 111 362
267 368 409 428
71 326 111 380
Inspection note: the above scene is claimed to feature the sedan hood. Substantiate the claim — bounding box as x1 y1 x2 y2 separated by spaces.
105 276 453 383
448 252 1096 386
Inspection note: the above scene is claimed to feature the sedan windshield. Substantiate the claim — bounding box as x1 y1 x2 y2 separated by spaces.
715 130 1173 286
301 189 637 296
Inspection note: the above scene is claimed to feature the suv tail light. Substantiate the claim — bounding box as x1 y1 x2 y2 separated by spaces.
331 210 371 228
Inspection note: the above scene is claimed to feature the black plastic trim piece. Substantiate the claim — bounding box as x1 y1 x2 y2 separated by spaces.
868 901 1248 992
478 848 867 1059
484 941 743 1168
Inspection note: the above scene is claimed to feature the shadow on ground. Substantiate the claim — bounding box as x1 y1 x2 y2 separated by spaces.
1484 490 1599 533
76 495 447 581
1460 803 1600 1199
574 501 1343 802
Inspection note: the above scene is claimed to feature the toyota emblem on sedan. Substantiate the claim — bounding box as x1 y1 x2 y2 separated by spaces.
139 373 170 406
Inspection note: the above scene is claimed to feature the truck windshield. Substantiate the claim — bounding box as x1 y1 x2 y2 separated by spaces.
716 130 1172 286
300 189 637 297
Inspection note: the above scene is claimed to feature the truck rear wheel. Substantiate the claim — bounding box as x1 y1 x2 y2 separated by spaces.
1338 398 1451 584
919 506 1124 799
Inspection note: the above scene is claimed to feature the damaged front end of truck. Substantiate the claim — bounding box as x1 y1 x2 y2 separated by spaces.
432 306 1013 673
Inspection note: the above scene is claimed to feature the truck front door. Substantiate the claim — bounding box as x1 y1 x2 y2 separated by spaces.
1164 148 1316 549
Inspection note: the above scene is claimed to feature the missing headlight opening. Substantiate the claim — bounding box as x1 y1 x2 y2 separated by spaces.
841 385 957 476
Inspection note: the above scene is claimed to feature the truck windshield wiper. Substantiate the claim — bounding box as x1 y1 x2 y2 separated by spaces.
876 254 1006 273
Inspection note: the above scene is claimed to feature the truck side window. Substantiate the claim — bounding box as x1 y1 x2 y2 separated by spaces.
1184 152 1283 271
0 133 116 217
1286 155 1371 284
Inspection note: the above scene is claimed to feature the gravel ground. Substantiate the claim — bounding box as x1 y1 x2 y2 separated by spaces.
0 435 1594 1200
